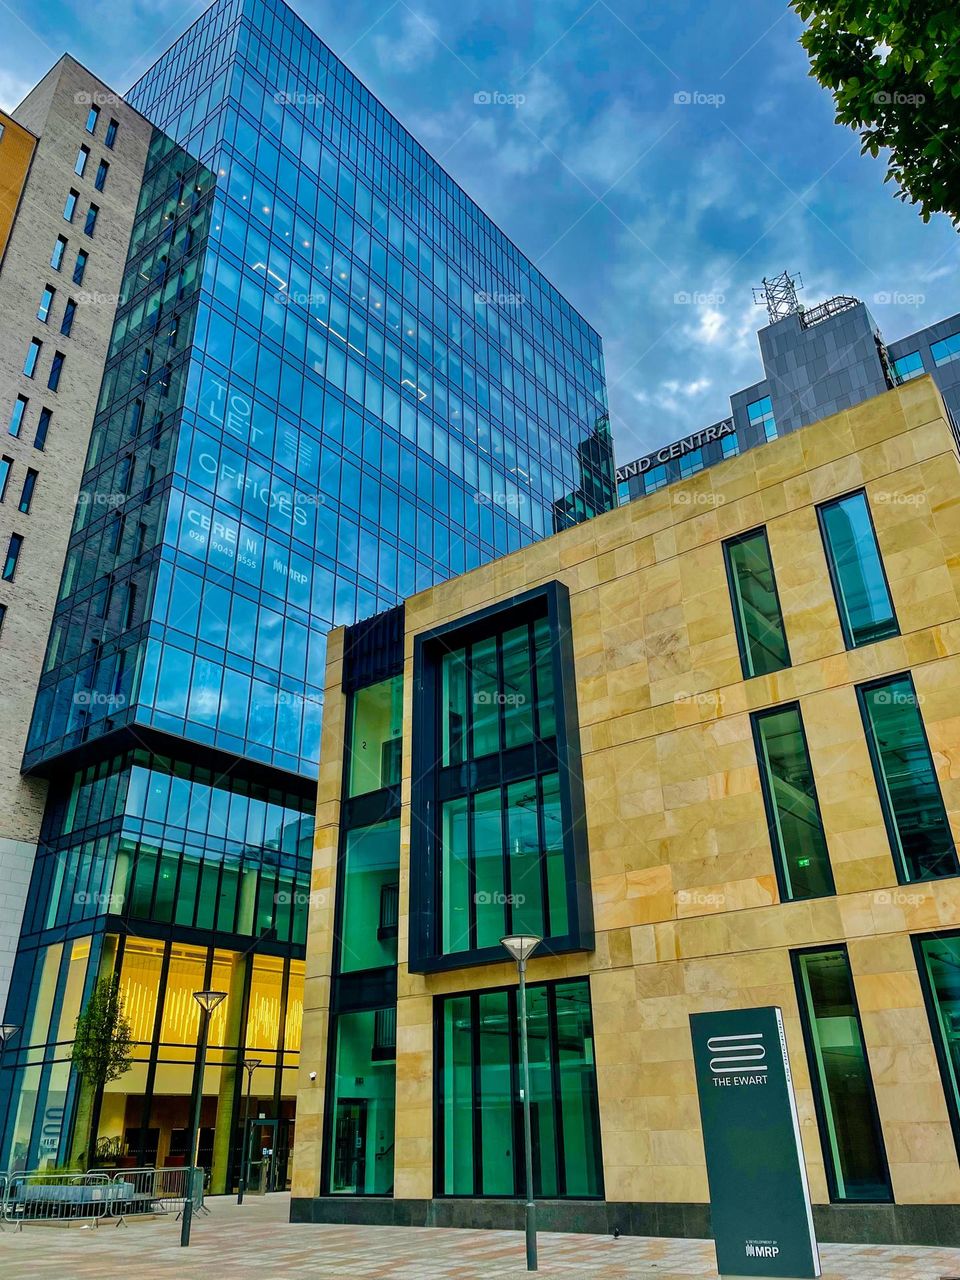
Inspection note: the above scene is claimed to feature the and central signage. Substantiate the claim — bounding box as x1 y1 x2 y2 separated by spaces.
690 1006 820 1279
616 417 735 483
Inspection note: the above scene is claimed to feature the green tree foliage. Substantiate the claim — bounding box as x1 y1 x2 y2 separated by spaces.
791 0 960 224
71 975 133 1087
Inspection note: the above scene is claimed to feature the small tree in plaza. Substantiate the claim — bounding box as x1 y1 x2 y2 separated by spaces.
69 975 133 1167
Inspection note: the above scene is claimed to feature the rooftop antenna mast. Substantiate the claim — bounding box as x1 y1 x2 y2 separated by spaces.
753 270 804 325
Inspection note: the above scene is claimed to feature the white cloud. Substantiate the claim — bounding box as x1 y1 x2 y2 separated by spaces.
373 10 440 74
0 69 35 113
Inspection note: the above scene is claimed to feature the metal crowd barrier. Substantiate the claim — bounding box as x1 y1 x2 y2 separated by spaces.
0 1165 203 1229
1 1170 119 1228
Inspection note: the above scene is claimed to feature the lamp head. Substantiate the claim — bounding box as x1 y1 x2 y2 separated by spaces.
500 935 542 964
0 1024 19 1046
193 990 227 1014
243 1058 262 1073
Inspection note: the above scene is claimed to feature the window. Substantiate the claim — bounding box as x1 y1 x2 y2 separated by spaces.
18 469 37 514
8 396 27 437
23 340 42 378
63 189 79 221
34 408 52 451
2 534 23 582
47 351 65 392
679 446 704 478
37 285 55 324
931 331 960 367
643 462 669 494
51 235 68 271
85 103 100 134
0 604 6 638
793 948 891 1202
436 978 603 1198
892 350 924 382
616 479 631 505
347 676 402 796
410 583 591 971
753 704 834 900
72 250 88 285
104 118 118 148
74 145 89 177
0 456 11 502
324 1009 395 1195
721 431 740 458
60 299 77 337
747 395 777 441
338 821 400 973
818 490 898 647
915 932 960 1157
84 203 99 236
94 159 109 192
724 527 790 677
858 674 957 882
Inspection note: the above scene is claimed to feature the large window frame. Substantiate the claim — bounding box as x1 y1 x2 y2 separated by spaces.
817 489 899 650
913 930 960 1160
409 581 592 974
724 526 791 679
856 672 958 884
433 976 604 1200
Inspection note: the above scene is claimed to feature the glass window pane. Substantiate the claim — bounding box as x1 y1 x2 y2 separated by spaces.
327 1009 396 1195
528 985 558 1196
470 636 499 757
347 676 402 796
533 616 555 739
478 989 514 1195
795 948 890 1201
859 675 957 881
819 492 898 647
753 705 834 900
441 649 467 766
441 995 473 1194
542 772 569 936
557 978 602 1196
473 788 505 948
501 625 534 750
917 933 960 1154
507 777 545 936
725 529 789 678
339 820 400 973
441 796 469 954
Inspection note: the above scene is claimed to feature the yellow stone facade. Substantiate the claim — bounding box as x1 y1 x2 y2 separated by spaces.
294 376 960 1225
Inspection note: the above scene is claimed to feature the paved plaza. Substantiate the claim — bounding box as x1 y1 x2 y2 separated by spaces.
1 1193 960 1279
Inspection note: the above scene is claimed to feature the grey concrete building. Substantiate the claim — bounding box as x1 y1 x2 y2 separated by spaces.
617 289 960 501
0 56 153 1005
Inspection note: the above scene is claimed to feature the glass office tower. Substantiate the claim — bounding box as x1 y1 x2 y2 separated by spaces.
1 0 612 1182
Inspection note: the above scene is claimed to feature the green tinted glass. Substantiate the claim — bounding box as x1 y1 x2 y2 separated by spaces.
917 934 960 1151
860 676 957 881
348 676 403 796
754 704 834 900
795 948 890 1202
339 820 400 973
819 492 898 647
327 1009 396 1195
725 529 790 678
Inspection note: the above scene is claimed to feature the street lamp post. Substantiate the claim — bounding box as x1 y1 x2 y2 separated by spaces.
180 990 227 1248
237 1057 261 1205
501 935 542 1273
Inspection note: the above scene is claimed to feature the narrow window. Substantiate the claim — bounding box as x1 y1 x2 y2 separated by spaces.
104 118 118 148
0 603 6 637
747 395 777 441
51 235 68 271
0 456 11 502
72 250 88 285
74 145 89 177
679 446 703 478
339 821 400 973
34 408 52 451
18 469 37 514
8 396 27 437
85 103 100 134
724 527 790 677
915 932 960 1158
84 203 99 236
721 431 740 458
858 674 957 882
753 703 834 900
347 676 403 796
23 339 42 378
2 534 24 582
47 352 65 392
63 189 79 221
818 490 898 648
94 159 109 192
793 947 891 1202
324 1010 396 1194
60 299 77 337
37 285 55 323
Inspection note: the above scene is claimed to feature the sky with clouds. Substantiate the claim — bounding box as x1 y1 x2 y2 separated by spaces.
3 0 956 464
